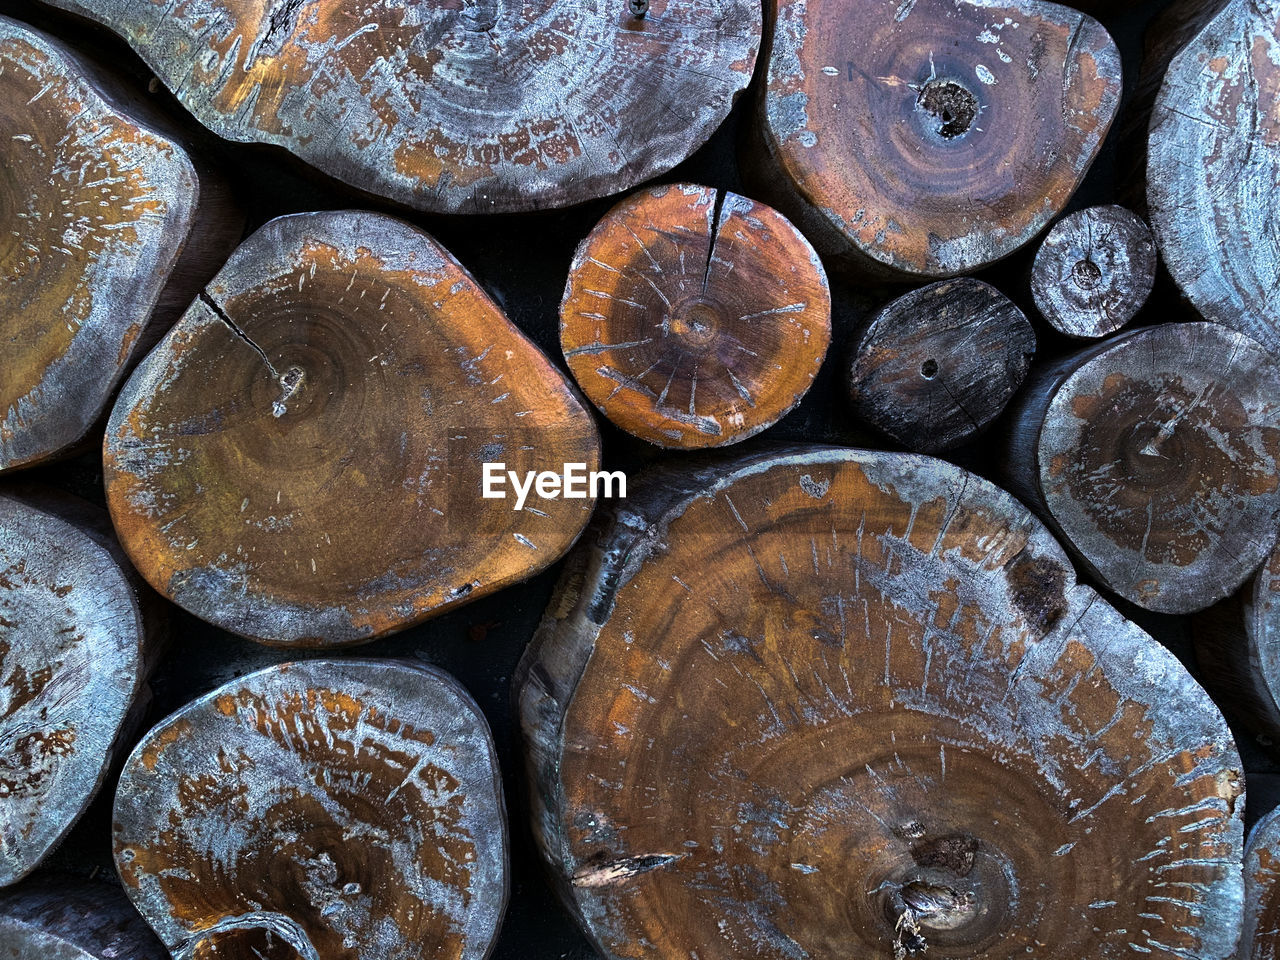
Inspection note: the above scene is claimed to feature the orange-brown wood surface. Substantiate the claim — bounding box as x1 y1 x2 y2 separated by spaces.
0 15 198 472
561 184 829 449
104 210 600 647
113 659 507 960
518 447 1244 960
750 0 1122 278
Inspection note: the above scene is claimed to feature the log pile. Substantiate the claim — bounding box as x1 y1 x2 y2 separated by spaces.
5 0 1280 958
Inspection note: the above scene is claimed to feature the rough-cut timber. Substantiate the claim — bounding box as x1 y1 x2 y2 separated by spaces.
1194 543 1280 741
0 488 157 886
517 445 1244 960
561 184 830 449
0 879 166 959
115 659 508 960
0 15 200 472
847 279 1035 453
104 210 600 647
1240 804 1280 960
748 0 1122 278
1030 206 1157 339
1002 321 1280 615
43 0 759 214
1147 0 1280 356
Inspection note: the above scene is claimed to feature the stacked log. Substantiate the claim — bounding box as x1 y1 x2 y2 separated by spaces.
847 278 1035 453
746 0 1122 277
0 879 166 958
0 487 159 886
114 659 508 960
517 446 1244 960
0 15 235 472
41 0 760 213
1239 803 1280 960
560 184 831 448
103 210 600 647
1030 206 1158 340
1147 0 1280 354
1002 321 1280 614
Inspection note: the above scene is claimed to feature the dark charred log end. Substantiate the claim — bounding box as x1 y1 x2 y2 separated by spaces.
916 80 978 140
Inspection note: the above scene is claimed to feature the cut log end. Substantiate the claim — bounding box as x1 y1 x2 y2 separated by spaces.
0 488 154 886
104 210 600 647
1031 206 1157 339
750 0 1122 277
1005 321 1280 614
0 16 199 473
847 278 1036 453
1240 804 1280 960
43 0 760 213
114 659 508 960
1148 1 1280 355
561 184 831 449
0 879 167 959
519 446 1244 960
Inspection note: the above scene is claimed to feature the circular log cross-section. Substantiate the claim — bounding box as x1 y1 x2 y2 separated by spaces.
847 278 1035 453
0 16 198 472
0 880 167 959
750 0 1122 277
1240 804 1280 960
114 659 508 960
517 446 1244 960
1193 543 1280 741
0 488 155 887
43 0 759 214
104 210 600 647
1030 206 1157 339
560 184 830 448
1148 0 1280 355
1002 321 1280 614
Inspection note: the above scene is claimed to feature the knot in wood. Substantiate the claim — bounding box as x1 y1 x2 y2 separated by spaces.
628 0 649 18
1071 258 1103 291
916 80 977 140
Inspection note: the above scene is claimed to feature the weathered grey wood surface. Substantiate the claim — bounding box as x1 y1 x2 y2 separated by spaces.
1240 802 1280 960
103 210 601 647
1147 0 1280 356
0 15 200 472
747 0 1122 278
40 0 760 214
1195 543 1280 742
0 879 167 959
0 488 156 887
1030 206 1157 339
114 658 508 960
847 278 1035 453
517 445 1244 960
1002 321 1280 614
560 184 830 449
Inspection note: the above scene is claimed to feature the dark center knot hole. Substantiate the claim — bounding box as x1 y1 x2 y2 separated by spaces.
1072 258 1103 290
629 0 649 18
916 80 978 139
899 880 979 931
920 359 939 380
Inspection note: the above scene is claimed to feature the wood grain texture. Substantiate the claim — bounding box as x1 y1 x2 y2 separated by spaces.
1194 544 1280 742
0 488 155 886
1002 321 1280 614
1241 803 1280 960
0 879 167 959
41 0 759 214
0 15 198 472
560 184 830 449
1147 0 1280 355
749 0 1122 278
847 278 1035 453
1030 205 1157 339
104 209 600 647
517 445 1244 960
114 658 508 960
